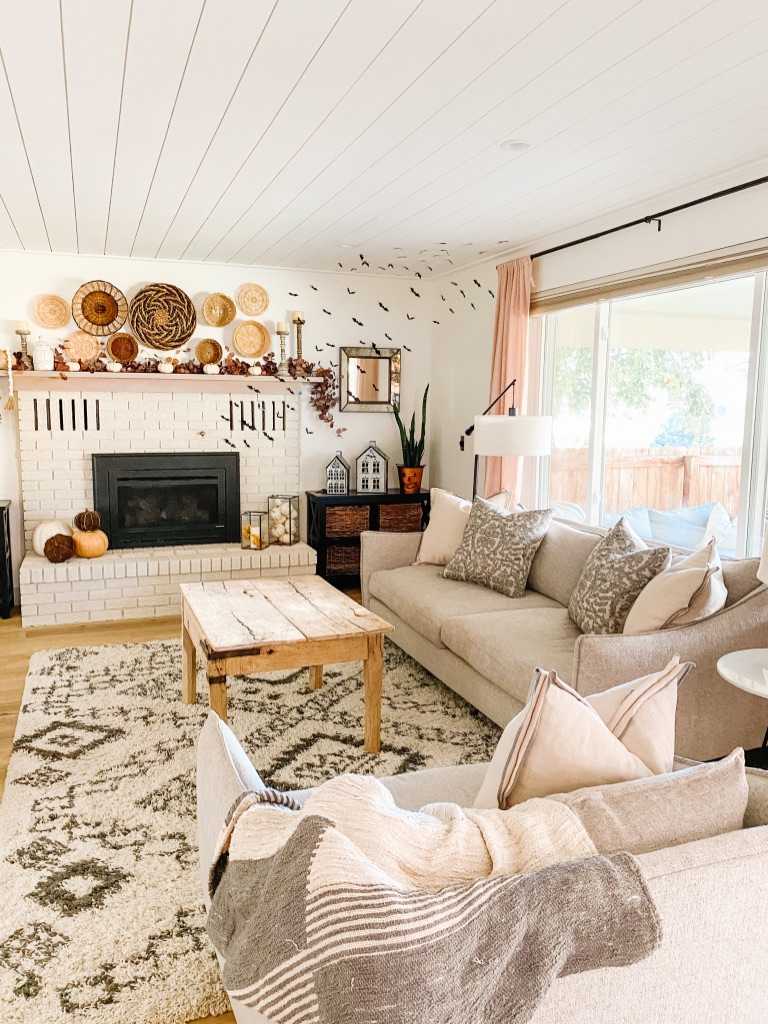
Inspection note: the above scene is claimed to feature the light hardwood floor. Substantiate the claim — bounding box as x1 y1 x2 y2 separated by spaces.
0 608 236 1024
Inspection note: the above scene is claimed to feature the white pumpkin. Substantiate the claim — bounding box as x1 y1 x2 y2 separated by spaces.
106 361 122 373
203 363 220 375
33 520 73 557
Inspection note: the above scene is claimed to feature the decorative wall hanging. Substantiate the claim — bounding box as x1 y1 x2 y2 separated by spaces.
129 283 197 350
64 331 102 365
32 294 70 330
236 283 269 316
72 280 128 336
106 332 139 364
196 338 223 365
233 320 270 358
202 292 236 327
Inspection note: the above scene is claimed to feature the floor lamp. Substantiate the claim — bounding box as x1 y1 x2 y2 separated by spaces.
470 413 552 500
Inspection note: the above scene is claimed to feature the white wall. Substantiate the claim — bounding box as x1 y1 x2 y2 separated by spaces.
429 188 768 500
0 250 431 596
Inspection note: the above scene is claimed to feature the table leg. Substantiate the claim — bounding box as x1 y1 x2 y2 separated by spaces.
208 673 228 723
308 665 323 691
181 620 196 705
363 633 384 754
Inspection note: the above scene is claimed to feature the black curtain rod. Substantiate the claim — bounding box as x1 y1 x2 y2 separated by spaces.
530 173 768 260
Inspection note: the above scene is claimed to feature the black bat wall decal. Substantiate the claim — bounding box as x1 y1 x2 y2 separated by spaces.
410 288 420 297
347 287 356 294
378 303 389 311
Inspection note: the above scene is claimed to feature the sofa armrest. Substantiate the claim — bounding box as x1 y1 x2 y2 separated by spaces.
360 530 422 608
571 585 768 760
530 824 768 1022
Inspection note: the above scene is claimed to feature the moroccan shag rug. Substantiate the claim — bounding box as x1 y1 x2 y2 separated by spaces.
0 639 500 1024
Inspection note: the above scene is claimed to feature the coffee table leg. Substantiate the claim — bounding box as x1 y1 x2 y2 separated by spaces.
364 633 384 754
181 620 196 705
209 673 228 723
308 666 323 691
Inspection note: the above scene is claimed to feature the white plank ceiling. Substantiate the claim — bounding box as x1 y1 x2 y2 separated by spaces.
0 0 766 276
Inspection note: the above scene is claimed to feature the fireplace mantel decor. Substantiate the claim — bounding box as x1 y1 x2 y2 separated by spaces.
93 452 240 549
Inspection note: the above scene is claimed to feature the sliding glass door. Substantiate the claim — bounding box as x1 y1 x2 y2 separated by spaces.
540 272 767 557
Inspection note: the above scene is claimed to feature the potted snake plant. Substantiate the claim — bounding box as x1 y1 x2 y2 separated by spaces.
392 384 429 494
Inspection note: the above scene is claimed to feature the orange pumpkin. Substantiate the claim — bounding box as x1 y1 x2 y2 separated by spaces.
72 528 109 558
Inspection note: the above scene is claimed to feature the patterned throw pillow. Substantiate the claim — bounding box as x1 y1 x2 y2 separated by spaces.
568 518 670 634
441 499 554 598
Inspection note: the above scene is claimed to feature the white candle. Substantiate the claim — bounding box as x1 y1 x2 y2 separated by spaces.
292 310 304 322
15 320 29 332
276 321 288 333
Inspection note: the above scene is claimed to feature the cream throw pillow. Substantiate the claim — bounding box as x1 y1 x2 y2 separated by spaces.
474 657 693 809
415 488 520 566
623 539 727 634
415 489 471 565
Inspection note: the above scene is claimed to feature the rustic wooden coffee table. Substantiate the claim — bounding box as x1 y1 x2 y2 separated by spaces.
180 577 393 753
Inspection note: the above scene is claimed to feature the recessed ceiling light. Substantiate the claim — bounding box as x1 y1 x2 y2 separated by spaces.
499 139 530 153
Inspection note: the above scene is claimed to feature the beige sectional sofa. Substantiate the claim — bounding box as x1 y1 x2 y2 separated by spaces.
361 519 768 761
198 712 768 1023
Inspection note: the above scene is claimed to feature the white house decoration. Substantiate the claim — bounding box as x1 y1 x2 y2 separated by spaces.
326 451 350 494
355 441 388 493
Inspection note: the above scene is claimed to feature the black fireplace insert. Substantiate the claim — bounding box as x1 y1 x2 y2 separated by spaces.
92 452 240 549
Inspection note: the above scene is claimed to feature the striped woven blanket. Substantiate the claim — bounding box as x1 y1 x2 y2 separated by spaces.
207 774 660 1024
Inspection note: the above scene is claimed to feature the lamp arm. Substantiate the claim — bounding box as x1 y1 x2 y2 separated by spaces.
460 378 516 450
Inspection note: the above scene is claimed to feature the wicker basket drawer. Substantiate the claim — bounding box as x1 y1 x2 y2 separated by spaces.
326 505 370 537
326 544 361 575
379 503 424 533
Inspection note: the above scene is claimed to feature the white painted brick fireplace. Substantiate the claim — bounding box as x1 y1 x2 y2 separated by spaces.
16 376 316 626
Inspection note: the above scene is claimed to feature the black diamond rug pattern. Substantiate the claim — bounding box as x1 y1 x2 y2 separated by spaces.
0 638 500 1023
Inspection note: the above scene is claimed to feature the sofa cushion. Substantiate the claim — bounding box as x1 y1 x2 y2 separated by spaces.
647 501 716 548
442 498 554 598
568 519 670 634
441 607 581 704
623 539 727 634
551 749 748 855
528 520 602 605
474 657 692 809
415 487 471 565
369 564 561 648
602 505 653 539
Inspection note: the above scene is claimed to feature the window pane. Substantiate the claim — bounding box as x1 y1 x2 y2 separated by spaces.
548 306 595 523
602 277 754 552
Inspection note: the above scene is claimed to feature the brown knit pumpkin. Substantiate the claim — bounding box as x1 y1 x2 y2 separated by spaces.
74 508 101 531
44 533 75 563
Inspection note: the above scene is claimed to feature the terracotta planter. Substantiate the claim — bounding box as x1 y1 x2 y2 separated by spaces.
397 465 424 494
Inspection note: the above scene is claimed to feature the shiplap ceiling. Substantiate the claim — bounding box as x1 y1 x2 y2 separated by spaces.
0 0 766 277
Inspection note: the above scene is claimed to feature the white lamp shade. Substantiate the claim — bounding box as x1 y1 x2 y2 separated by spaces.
758 529 768 585
473 414 552 457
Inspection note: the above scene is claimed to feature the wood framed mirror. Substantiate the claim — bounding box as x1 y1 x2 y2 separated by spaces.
339 347 400 412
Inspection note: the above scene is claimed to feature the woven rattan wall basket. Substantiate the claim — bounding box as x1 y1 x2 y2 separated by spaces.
129 283 197 351
72 280 128 336
33 294 70 330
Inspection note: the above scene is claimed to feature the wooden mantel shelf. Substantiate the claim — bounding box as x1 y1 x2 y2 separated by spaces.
4 369 321 394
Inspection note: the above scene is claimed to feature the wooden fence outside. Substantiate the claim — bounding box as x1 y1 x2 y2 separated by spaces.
549 447 742 516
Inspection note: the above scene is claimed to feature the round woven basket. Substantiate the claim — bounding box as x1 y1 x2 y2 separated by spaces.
33 294 70 330
107 333 139 364
236 283 269 316
233 321 270 358
130 283 197 351
72 280 128 336
196 338 223 365
64 331 102 364
202 293 236 327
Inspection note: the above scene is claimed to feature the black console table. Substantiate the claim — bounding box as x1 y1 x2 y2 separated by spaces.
307 489 430 587
0 500 13 619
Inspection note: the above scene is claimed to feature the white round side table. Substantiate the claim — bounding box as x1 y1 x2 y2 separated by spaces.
716 649 768 769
